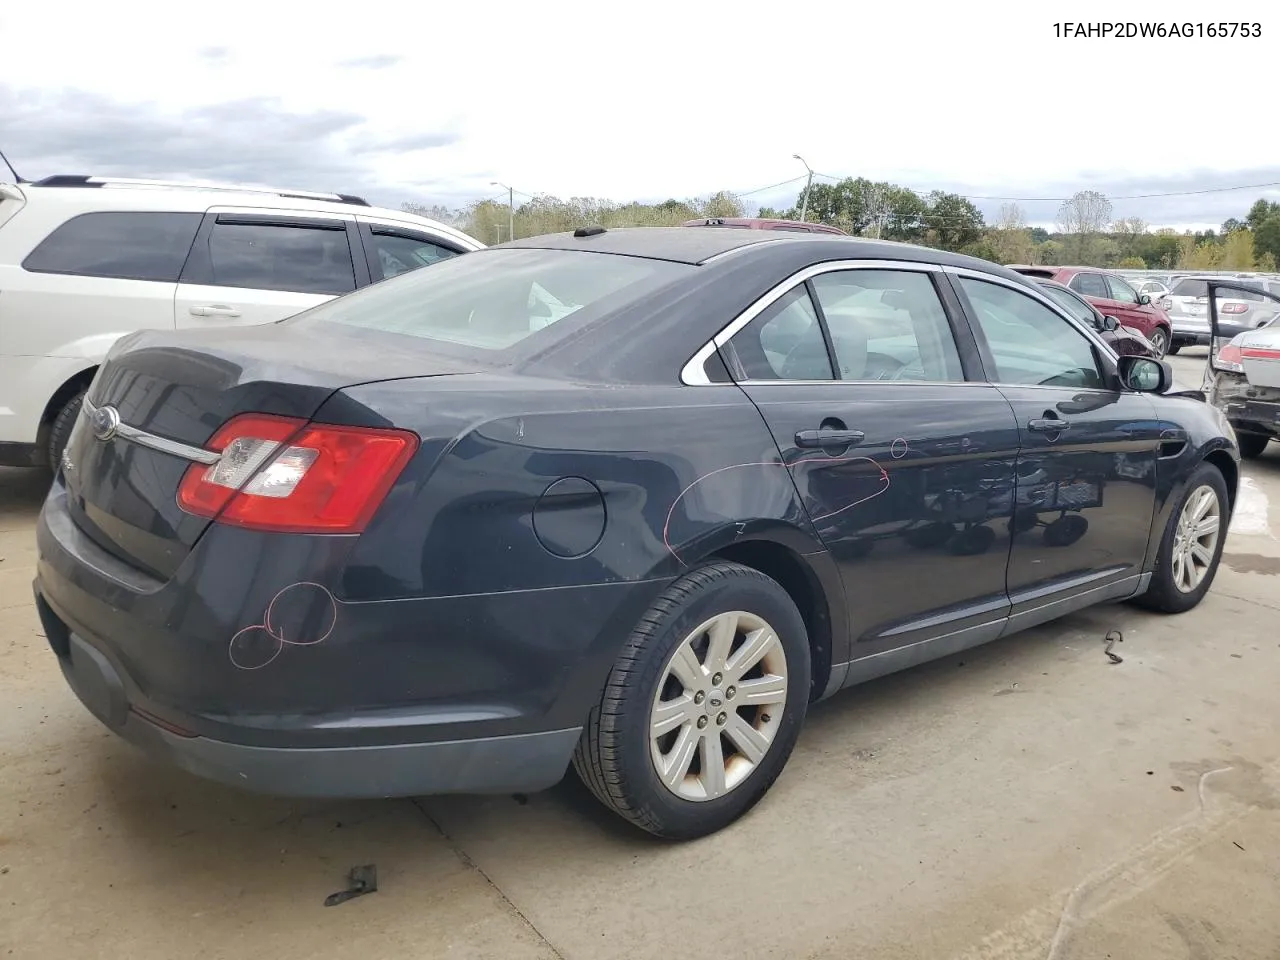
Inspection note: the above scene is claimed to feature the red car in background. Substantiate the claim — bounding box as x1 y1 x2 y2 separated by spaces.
683 217 847 235
1010 265 1174 357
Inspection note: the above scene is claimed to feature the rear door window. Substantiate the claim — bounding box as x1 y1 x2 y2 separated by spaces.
364 229 460 281
205 220 356 295
21 211 202 282
1069 272 1110 298
723 286 833 380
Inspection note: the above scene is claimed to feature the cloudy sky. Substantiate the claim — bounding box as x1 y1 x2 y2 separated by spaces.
2 0 1276 231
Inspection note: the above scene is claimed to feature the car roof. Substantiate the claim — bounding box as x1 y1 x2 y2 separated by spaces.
16 175 479 248
502 226 1034 281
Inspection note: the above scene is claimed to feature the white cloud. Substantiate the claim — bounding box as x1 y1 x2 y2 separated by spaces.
1 0 1275 227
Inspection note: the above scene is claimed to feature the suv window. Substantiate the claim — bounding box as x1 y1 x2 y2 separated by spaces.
206 221 356 295
367 230 459 281
22 211 202 282
1105 275 1139 303
724 286 833 381
1037 284 1096 325
1069 272 1110 298
960 278 1106 389
810 270 964 381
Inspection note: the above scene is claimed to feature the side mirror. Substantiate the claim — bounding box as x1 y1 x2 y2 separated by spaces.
1138 293 1152 305
1118 354 1172 393
1100 315 1120 332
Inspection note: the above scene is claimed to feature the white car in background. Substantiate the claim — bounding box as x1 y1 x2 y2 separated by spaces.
1205 322 1280 459
0 175 482 469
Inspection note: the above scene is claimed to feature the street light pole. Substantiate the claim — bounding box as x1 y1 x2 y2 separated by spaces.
793 154 814 223
491 181 515 241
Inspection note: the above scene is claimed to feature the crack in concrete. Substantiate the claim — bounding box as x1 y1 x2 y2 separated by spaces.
409 798 567 960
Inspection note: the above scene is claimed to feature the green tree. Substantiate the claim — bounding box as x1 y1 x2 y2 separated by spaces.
1028 226 1050 244
1118 256 1146 268
1254 214 1280 266
1037 239 1064 265
1221 217 1245 235
1246 199 1280 232
1219 229 1257 270
923 191 984 250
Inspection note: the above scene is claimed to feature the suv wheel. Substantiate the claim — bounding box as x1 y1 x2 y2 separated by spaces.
1237 432 1271 460
47 390 86 472
573 561 811 839
1148 327 1169 357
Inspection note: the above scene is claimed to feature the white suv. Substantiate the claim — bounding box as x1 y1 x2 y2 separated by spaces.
0 175 483 470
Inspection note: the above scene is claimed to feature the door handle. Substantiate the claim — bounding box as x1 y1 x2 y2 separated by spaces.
189 305 242 318
1028 417 1071 433
795 428 866 448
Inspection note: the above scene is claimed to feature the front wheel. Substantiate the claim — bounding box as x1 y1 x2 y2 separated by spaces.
1166 341 1182 356
1133 463 1228 614
573 561 811 839
47 389 86 472
1147 327 1170 358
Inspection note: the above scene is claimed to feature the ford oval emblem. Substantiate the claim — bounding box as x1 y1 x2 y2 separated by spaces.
91 405 121 442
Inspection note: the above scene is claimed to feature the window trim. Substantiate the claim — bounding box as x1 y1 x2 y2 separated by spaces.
680 259 980 386
945 267 1121 392
1104 273 1140 304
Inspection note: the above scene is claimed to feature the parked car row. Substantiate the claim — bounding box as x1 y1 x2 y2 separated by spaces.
2 171 1250 838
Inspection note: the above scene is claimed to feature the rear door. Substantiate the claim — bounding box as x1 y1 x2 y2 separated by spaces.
720 261 1020 659
174 210 363 328
951 272 1162 630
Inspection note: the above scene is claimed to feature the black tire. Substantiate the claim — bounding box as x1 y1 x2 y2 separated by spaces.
1237 432 1271 460
1148 327 1169 358
573 561 811 840
47 389 86 472
1167 341 1182 355
1132 462 1229 614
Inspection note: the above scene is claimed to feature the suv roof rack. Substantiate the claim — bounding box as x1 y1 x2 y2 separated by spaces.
30 175 370 207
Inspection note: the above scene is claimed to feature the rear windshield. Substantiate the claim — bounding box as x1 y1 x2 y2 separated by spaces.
288 248 693 350
1171 278 1265 301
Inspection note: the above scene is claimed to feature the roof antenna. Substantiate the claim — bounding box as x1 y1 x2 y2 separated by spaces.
0 148 23 183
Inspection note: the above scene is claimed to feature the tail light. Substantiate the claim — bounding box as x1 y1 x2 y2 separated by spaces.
177 413 419 533
1221 303 1249 314
1213 343 1245 373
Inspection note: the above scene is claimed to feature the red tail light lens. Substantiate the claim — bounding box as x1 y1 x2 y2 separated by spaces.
178 413 419 533
1221 303 1249 314
1214 343 1245 372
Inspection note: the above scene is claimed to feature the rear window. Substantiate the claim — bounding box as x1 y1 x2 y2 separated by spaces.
22 211 203 282
289 248 693 350
1171 278 1264 301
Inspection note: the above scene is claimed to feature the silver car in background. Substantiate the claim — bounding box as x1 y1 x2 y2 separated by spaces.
1166 276 1280 354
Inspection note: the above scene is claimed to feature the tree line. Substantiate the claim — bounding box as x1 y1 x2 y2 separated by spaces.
406 183 1280 273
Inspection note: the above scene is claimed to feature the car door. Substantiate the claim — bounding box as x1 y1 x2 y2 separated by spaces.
1101 273 1156 335
174 210 362 328
719 262 1021 670
1069 269 1122 314
355 218 468 283
951 272 1163 631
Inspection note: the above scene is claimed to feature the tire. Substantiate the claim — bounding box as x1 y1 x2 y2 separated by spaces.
1148 327 1169 358
1237 432 1270 460
573 561 811 840
1132 462 1229 614
47 389 86 472
1167 341 1182 356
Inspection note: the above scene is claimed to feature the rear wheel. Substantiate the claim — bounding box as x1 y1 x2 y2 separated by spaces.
1167 341 1182 355
1133 463 1228 614
1238 432 1271 460
573 561 811 839
47 389 86 472
1148 327 1170 358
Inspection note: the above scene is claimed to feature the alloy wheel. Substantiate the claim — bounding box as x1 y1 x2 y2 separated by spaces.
1149 328 1168 357
1171 485 1221 593
649 611 789 801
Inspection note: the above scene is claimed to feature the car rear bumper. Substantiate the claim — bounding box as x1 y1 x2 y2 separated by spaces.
34 480 668 798
43 609 580 798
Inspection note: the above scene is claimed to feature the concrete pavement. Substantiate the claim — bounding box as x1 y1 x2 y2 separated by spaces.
3 350 1279 959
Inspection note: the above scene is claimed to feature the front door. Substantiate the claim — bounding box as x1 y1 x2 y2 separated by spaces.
174 212 360 328
720 264 1021 660
952 274 1163 630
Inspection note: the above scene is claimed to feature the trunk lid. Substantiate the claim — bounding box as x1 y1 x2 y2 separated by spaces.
63 323 480 581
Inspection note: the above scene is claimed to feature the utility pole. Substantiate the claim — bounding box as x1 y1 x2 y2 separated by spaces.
491 181 515 242
793 154 814 223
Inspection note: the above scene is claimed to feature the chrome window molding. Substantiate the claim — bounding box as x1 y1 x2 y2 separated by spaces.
81 397 221 465
679 259 944 386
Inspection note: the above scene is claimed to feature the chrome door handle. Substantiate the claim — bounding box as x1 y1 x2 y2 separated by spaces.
1028 418 1070 432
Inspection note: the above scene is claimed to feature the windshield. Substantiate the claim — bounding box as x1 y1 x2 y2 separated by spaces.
287 248 693 350
1170 278 1264 301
